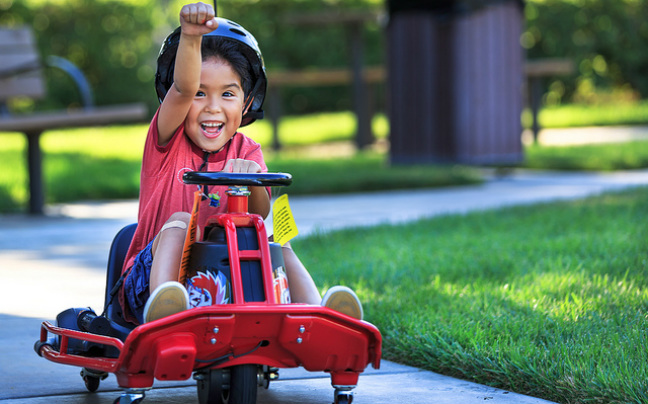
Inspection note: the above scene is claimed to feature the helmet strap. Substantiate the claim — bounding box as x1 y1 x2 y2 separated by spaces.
242 78 262 117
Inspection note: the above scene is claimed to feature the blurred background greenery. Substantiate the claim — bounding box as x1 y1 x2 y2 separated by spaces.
2 0 648 213
1 0 386 117
2 0 647 118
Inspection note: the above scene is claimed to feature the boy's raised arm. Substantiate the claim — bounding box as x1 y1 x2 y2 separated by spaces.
157 2 218 146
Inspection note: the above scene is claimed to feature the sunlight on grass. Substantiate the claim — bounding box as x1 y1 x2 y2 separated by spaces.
3 103 648 213
538 100 648 128
294 187 648 403
0 134 27 211
244 112 388 147
40 124 148 160
0 112 466 212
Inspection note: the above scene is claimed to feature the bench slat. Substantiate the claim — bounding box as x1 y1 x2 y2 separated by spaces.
0 26 34 47
0 103 148 133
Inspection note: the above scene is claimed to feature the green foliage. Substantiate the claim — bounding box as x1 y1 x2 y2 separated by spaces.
1 0 159 113
525 0 648 102
216 0 386 114
1 0 384 115
296 187 648 403
5 0 648 114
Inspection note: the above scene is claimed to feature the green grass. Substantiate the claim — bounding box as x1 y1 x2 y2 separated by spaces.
295 187 648 404
246 111 390 146
0 116 478 213
268 153 479 195
2 104 648 402
523 141 648 171
532 100 648 129
3 101 648 213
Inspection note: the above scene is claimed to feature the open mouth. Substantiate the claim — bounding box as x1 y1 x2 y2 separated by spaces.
200 122 224 138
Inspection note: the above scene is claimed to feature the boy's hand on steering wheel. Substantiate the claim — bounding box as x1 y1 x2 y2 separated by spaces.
223 158 263 174
180 2 218 37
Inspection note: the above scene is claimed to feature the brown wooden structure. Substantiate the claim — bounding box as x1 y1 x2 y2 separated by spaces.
274 11 379 150
387 1 525 165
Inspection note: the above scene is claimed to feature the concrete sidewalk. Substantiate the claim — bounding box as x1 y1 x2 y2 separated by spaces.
3 168 648 404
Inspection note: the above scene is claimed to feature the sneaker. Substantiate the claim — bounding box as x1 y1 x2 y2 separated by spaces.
143 281 190 323
321 286 364 320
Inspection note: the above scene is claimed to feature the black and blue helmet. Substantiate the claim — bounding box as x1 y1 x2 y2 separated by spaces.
155 17 266 126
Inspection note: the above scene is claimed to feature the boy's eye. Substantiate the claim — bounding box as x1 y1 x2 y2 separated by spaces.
196 90 206 97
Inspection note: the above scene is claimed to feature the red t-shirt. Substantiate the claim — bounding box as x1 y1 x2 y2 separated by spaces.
121 109 268 277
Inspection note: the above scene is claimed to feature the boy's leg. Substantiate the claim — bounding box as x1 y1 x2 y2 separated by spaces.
150 212 191 293
280 242 321 305
141 212 191 323
280 241 363 320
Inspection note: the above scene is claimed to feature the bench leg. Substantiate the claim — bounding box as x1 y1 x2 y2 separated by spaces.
348 24 373 150
26 131 44 215
528 77 542 145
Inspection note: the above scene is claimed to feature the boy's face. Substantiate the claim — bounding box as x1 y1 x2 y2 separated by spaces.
185 57 245 152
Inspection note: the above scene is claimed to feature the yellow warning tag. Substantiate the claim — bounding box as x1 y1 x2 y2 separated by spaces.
272 194 298 246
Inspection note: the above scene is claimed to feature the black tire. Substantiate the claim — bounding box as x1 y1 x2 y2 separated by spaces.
335 391 354 404
197 369 228 404
196 365 258 404
113 397 144 404
229 365 258 404
83 375 101 392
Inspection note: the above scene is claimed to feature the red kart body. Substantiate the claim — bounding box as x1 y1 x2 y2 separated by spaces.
36 172 382 404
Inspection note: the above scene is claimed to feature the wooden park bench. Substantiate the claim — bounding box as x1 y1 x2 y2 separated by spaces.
0 26 148 214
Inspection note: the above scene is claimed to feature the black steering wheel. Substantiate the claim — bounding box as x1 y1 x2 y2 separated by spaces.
183 171 292 187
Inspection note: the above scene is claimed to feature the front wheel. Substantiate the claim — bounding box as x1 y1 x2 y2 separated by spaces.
197 369 227 404
196 365 258 404
229 365 258 404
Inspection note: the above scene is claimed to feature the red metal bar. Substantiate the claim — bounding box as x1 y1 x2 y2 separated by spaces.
252 215 276 304
238 250 262 260
220 216 245 304
228 194 248 214
41 321 124 351
38 321 123 373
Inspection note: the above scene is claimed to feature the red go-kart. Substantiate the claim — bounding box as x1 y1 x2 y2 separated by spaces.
35 172 382 404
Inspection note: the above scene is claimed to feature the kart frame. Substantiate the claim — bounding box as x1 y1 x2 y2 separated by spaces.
36 172 382 404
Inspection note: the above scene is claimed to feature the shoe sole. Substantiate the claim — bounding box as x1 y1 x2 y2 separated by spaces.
144 282 189 323
321 286 363 320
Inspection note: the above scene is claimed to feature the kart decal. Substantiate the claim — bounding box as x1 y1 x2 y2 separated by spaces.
186 271 231 308
207 191 220 207
178 190 201 284
273 265 291 304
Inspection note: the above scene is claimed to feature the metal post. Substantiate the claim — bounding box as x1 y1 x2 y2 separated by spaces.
26 131 44 215
348 23 373 150
529 76 542 145
268 85 282 151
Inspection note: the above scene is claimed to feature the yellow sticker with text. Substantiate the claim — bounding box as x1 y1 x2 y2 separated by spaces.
272 194 298 246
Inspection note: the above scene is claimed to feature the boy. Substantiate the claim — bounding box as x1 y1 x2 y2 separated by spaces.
120 2 362 325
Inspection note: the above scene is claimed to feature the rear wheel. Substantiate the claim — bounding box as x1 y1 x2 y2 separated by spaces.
83 375 100 392
81 368 107 392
